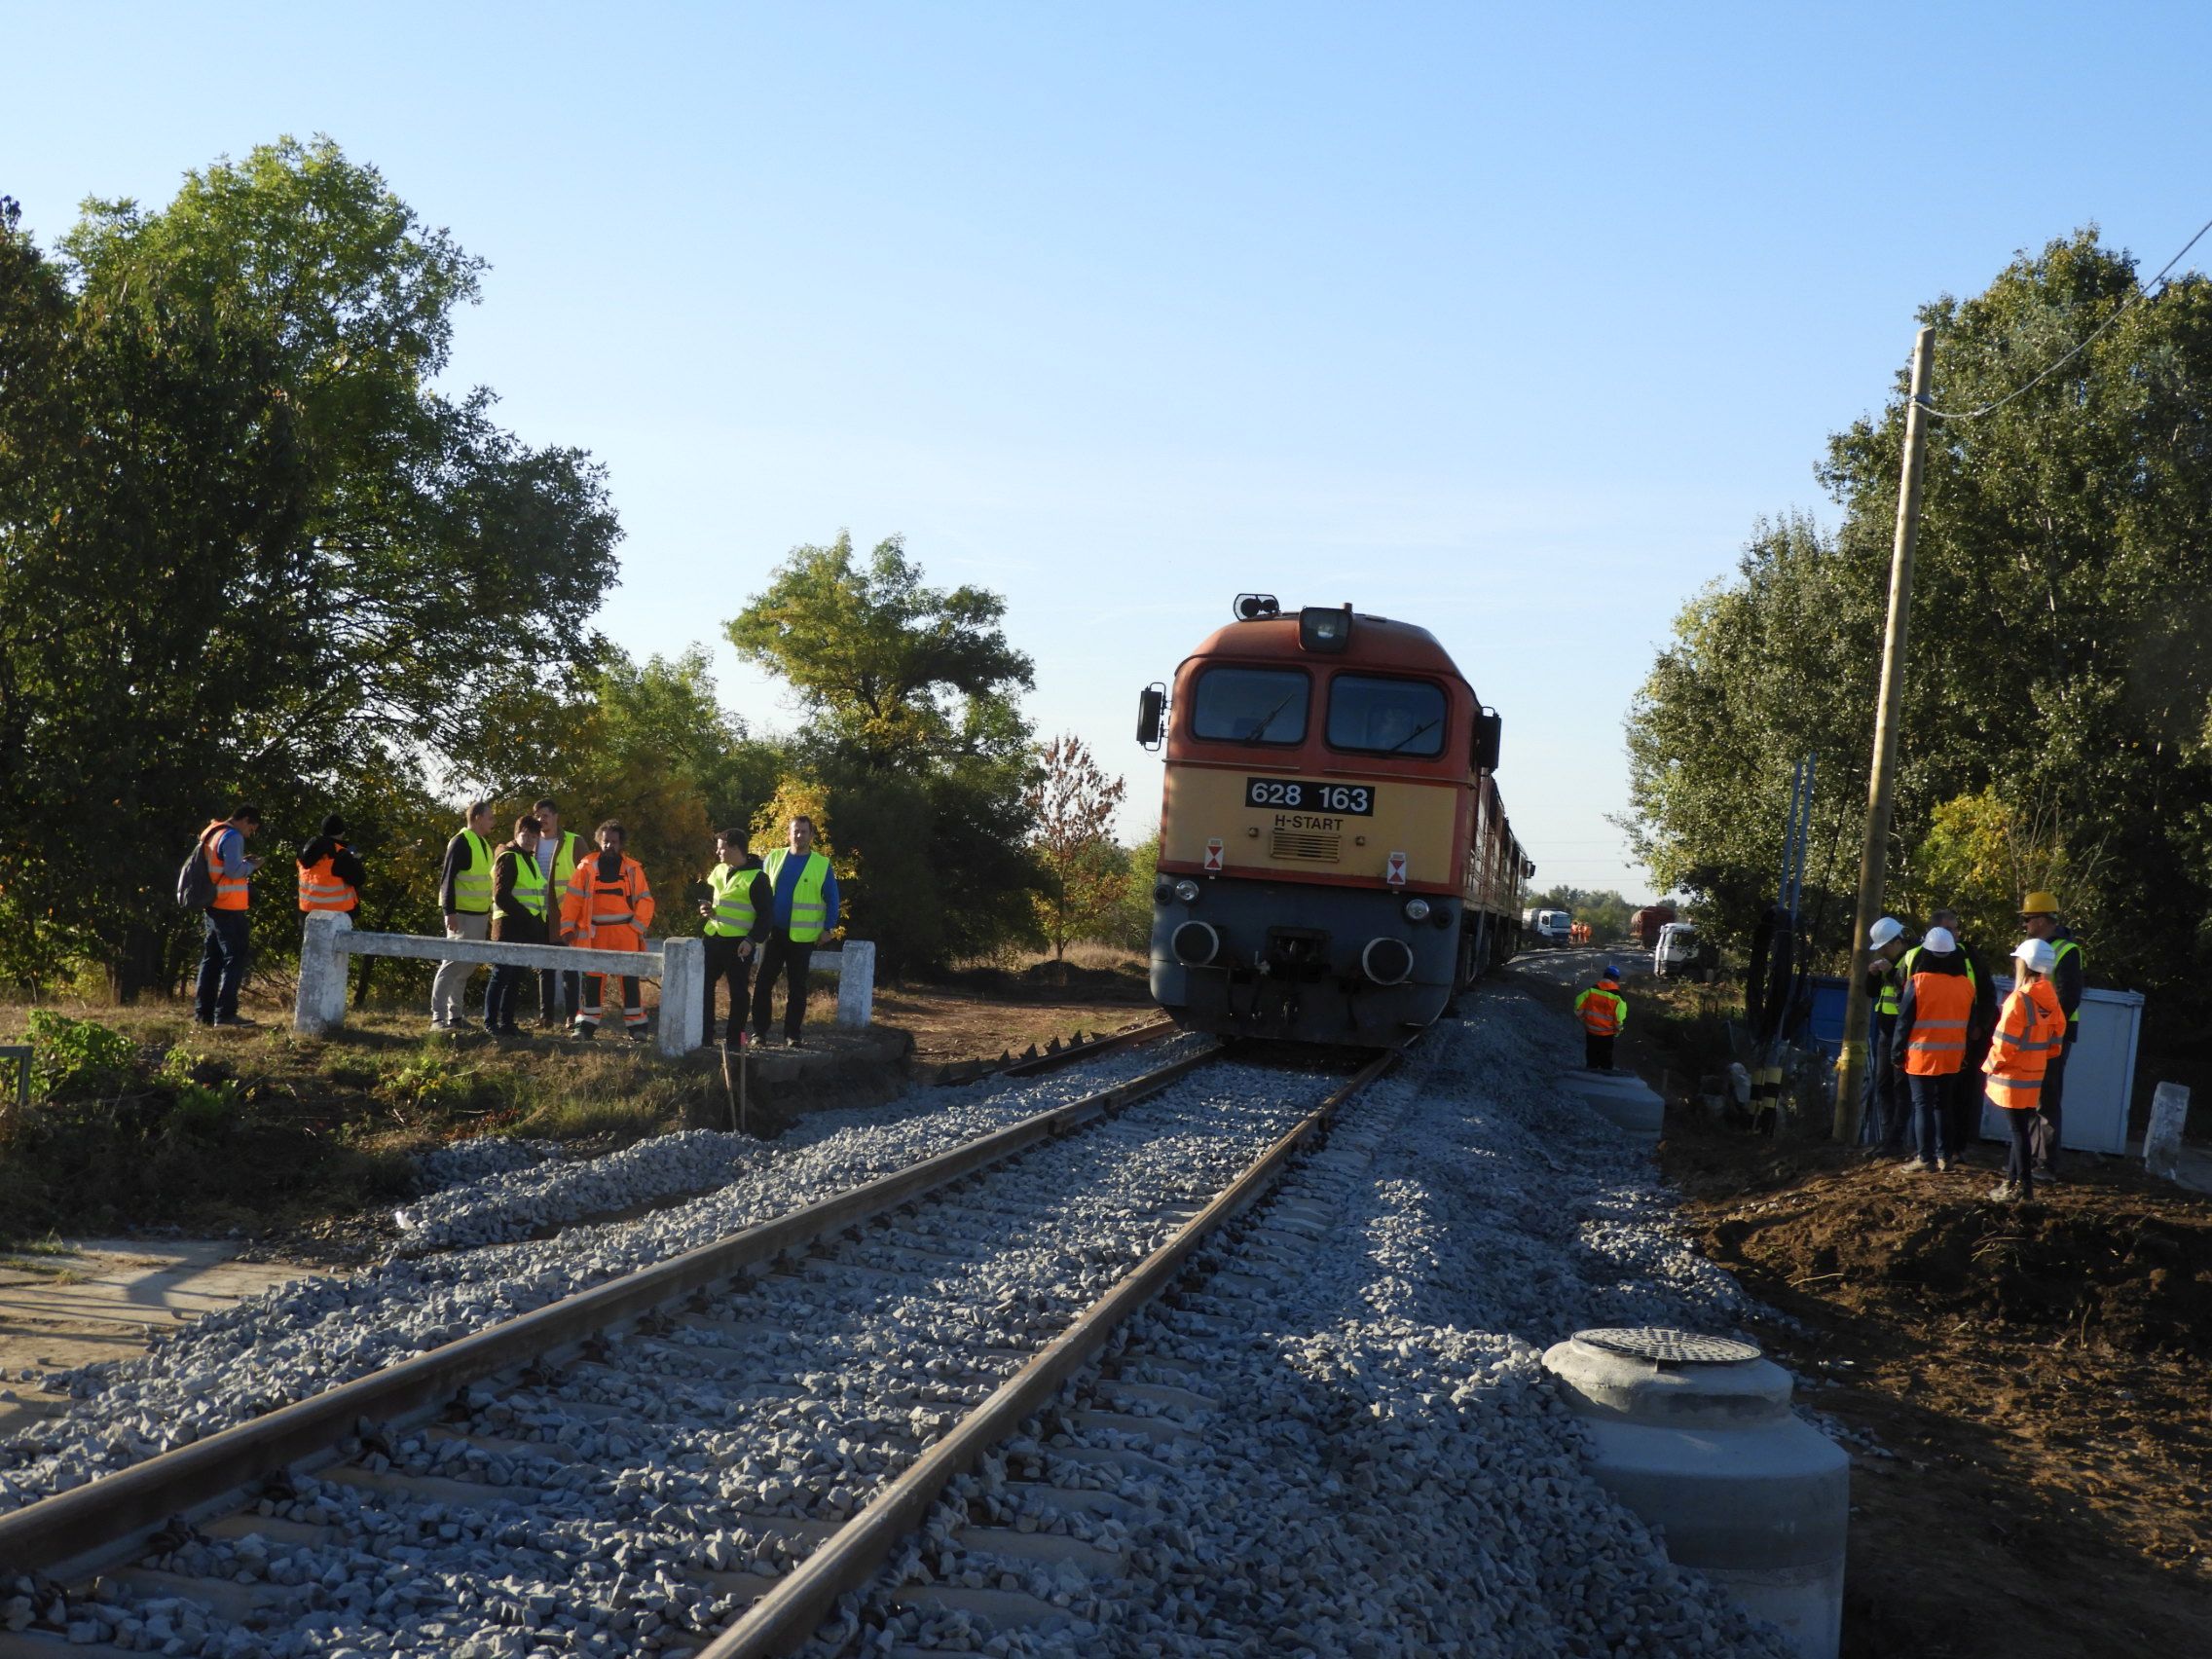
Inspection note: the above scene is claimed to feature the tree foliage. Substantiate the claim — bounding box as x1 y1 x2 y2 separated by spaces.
1525 886 1638 945
726 534 1033 768
1025 735 1128 959
725 535 1045 977
1626 230 2212 997
0 140 616 995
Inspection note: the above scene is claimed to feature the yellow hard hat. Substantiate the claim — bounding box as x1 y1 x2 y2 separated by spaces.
2019 890 2060 917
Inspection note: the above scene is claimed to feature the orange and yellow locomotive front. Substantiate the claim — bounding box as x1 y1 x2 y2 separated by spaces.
1148 608 1492 1043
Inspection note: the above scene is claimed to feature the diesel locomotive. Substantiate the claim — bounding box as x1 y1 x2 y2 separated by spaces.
1136 595 1531 1045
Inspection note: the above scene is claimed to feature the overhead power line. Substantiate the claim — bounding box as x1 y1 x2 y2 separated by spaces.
1918 213 2212 421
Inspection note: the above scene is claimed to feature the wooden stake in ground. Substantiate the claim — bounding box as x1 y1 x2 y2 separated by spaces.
1834 325 1936 1142
719 1037 747 1135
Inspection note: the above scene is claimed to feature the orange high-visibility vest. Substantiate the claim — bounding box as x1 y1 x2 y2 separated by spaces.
561 855 655 947
1576 981 1625 1037
202 821 250 912
1981 979 2066 1110
1902 971 1973 1076
296 846 356 913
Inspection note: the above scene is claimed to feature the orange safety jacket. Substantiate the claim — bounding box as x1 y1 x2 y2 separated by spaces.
202 821 251 912
561 854 655 949
1981 978 2066 1110
1575 980 1625 1037
296 848 357 913
1899 970 1973 1076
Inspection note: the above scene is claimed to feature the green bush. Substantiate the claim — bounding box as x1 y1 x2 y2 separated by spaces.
154 1047 241 1141
25 1011 137 1098
382 1050 509 1117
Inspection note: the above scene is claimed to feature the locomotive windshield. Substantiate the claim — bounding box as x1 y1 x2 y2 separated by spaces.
1191 666 1309 743
1327 675 1447 756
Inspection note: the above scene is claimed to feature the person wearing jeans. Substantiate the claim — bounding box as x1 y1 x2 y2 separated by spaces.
194 804 263 1026
1893 926 1972 1173
749 815 840 1049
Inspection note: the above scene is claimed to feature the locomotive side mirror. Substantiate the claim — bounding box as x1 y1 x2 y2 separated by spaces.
1473 708 1502 772
1136 683 1167 750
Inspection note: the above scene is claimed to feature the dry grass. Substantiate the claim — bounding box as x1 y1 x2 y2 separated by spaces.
0 998 737 1244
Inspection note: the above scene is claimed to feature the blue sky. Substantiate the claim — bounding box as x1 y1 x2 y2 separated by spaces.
9 3 2207 901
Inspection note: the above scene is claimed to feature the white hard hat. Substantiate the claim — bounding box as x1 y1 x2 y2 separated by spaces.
1922 926 1956 954
2015 938 2057 975
1868 916 1904 948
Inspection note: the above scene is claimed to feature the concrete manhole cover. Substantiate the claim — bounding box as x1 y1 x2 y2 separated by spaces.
1571 1327 1762 1366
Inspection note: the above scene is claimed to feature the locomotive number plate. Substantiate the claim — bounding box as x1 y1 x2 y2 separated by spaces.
1244 776 1374 815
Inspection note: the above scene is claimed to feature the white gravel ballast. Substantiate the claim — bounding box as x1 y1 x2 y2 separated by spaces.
2 991 1805 1657
819 991 1794 1658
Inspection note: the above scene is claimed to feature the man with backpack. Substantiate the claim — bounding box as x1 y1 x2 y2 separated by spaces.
183 804 263 1028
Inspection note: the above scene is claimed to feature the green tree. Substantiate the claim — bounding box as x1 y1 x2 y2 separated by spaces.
1626 229 2212 999
725 536 1045 976
1025 734 1129 960
1524 886 1638 945
726 533 1033 768
468 645 787 916
0 140 615 996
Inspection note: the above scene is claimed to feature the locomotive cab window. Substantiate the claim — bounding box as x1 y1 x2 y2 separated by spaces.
1190 666 1309 744
1327 675 1447 756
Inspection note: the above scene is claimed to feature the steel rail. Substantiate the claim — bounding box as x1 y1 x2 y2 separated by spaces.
0 1045 1224 1578
697 1038 1411 1658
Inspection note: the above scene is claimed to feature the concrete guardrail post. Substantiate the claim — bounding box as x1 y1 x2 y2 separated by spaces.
295 911 353 1037
658 937 704 1057
835 939 875 1029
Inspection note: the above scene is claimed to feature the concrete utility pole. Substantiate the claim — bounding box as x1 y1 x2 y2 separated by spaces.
1833 326 1936 1143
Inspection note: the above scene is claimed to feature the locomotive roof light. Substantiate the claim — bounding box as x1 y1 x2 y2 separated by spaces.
1299 604 1353 653
1234 593 1281 620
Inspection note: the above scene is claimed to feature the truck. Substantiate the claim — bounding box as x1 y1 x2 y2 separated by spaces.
1520 907 1573 947
1630 905 1677 947
1654 921 1716 979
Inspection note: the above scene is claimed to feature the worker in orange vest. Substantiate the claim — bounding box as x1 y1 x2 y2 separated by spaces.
560 819 656 1042
1574 966 1627 1072
1892 926 1972 1173
295 815 365 919
193 803 264 1027
1982 938 2067 1203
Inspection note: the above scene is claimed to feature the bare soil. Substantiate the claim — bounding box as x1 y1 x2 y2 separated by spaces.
1508 951 2212 1657
1668 1124 2212 1658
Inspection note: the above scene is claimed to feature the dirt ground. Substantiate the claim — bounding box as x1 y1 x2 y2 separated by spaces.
1513 949 2212 1658
877 961 1156 1070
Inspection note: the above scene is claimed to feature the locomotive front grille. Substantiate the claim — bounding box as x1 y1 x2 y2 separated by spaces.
1271 830 1341 863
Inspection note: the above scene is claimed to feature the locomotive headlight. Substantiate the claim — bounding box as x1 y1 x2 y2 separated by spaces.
1402 897 1431 922
1173 878 1201 903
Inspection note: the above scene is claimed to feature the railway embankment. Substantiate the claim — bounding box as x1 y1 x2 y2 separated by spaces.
1 986 1816 1656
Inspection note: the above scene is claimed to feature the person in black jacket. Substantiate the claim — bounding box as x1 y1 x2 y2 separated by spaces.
696 828 770 1045
484 815 545 1037
296 815 367 917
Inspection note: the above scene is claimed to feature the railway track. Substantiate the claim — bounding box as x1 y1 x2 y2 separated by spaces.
0 1037 1407 1658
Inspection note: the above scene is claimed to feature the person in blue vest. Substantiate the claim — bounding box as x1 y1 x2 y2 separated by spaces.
749 814 841 1050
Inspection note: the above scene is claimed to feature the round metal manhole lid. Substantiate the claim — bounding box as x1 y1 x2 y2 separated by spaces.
1572 1327 1762 1366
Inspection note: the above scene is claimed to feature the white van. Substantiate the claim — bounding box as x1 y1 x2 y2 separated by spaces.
1654 922 1702 978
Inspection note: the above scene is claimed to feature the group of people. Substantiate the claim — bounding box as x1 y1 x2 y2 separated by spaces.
190 799 842 1048
1865 892 2083 1202
1563 890 2083 1206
